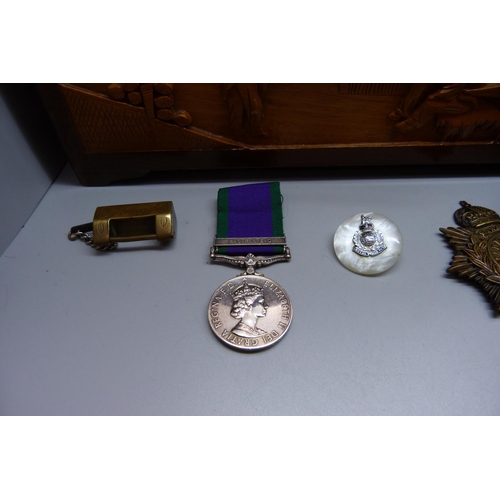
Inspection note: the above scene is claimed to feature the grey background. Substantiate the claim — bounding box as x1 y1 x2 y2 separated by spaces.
0 85 66 256
1 161 500 415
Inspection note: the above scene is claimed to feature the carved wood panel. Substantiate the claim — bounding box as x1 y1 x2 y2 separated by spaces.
38 83 500 185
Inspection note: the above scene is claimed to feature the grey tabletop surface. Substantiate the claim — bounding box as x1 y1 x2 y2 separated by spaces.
1 165 499 415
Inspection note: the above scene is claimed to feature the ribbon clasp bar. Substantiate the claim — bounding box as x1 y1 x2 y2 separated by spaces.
211 236 290 274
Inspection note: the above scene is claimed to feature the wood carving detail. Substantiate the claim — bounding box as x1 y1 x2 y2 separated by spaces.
390 84 500 141
50 82 500 162
339 83 409 96
60 84 242 153
221 84 268 136
107 83 192 127
38 82 500 185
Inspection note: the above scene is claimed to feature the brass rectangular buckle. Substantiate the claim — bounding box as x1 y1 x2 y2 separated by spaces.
69 201 175 250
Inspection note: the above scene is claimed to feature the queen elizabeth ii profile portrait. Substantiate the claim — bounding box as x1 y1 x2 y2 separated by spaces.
230 280 268 338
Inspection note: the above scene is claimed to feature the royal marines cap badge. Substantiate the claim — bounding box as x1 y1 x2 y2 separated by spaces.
352 214 387 257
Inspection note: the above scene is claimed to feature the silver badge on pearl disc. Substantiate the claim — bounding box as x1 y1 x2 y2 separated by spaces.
352 214 387 257
334 212 403 275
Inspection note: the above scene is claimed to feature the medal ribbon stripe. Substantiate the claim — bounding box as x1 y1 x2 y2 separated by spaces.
216 182 285 255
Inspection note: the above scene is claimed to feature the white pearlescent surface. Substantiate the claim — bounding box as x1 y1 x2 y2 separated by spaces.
333 212 403 275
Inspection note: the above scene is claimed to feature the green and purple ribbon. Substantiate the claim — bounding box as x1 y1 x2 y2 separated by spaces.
216 182 285 255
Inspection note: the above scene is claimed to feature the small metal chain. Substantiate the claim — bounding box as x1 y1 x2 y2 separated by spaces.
68 230 117 251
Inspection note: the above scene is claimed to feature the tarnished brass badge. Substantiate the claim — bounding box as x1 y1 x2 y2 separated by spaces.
440 201 500 314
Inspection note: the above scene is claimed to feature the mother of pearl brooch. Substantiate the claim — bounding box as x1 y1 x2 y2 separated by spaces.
334 212 403 275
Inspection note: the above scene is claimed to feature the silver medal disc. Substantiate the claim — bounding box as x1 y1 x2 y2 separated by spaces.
208 274 293 351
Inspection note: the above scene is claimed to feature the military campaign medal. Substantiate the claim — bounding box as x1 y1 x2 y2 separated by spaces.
208 183 293 351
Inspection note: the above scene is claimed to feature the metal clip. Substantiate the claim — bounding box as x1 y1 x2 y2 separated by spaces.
213 236 287 248
68 201 175 250
210 235 290 274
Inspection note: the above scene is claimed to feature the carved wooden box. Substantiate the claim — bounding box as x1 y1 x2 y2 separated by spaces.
38 84 500 185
